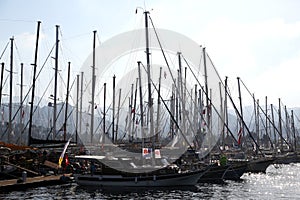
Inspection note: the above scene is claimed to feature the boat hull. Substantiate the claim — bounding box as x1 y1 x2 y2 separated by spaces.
246 157 275 173
74 169 206 187
223 161 248 180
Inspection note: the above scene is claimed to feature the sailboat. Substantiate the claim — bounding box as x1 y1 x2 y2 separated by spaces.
72 8 230 187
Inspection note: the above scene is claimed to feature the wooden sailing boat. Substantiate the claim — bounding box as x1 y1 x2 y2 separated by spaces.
73 9 214 187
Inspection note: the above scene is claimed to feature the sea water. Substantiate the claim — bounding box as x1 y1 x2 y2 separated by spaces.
1 163 300 199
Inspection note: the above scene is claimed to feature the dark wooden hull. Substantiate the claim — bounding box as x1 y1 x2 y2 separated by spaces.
245 157 275 173
223 161 248 180
198 163 229 183
275 153 300 164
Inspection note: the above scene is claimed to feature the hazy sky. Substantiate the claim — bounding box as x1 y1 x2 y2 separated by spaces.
1 0 300 107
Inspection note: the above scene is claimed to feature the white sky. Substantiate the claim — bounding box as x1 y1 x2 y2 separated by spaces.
1 0 300 108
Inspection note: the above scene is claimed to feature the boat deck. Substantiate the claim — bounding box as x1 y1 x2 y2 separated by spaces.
0 174 72 193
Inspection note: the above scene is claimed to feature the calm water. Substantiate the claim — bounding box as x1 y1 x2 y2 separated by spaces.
1 163 300 199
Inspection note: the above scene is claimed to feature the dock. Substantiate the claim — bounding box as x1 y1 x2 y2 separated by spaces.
0 174 72 193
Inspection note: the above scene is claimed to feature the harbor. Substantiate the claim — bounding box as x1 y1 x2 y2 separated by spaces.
1 1 300 198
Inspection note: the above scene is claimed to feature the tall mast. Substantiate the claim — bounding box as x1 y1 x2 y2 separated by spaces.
8 37 13 143
64 62 71 141
112 75 116 142
53 25 59 140
278 98 283 152
218 82 224 148
170 84 175 138
102 83 106 146
79 71 83 137
284 105 290 145
223 76 228 150
270 104 277 150
19 63 24 144
291 110 296 151
131 78 138 141
237 77 244 141
265 96 268 147
0 63 4 109
28 21 41 145
90 30 96 144
128 83 134 140
144 11 154 144
75 74 79 144
203 47 211 150
178 52 185 135
193 84 198 142
137 61 145 148
155 67 162 143
116 88 122 143
256 99 260 149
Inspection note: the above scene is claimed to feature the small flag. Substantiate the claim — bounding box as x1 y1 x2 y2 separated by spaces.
58 138 71 168
142 148 152 159
154 149 161 158
65 154 69 166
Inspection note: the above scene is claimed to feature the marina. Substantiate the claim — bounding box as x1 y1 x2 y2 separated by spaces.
1 1 300 198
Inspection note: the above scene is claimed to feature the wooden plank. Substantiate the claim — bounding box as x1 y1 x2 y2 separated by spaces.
43 160 59 169
3 161 39 175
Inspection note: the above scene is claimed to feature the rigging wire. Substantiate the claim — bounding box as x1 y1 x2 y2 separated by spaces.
0 41 10 61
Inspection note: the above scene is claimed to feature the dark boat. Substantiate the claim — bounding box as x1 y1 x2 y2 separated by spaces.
274 152 300 164
224 159 248 180
198 163 230 183
245 157 275 173
73 155 210 187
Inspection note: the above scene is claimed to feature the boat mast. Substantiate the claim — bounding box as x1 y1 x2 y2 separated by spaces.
265 96 268 148
278 98 283 152
284 105 290 146
256 98 260 151
194 84 198 144
155 67 162 143
137 61 145 148
19 63 24 144
28 21 41 145
90 30 96 144
144 11 155 145
218 82 224 149
64 62 71 141
116 88 122 143
203 47 211 150
75 74 79 144
237 77 244 145
270 104 277 151
102 83 106 146
178 52 186 136
128 83 134 140
131 78 138 141
0 63 4 109
8 37 13 143
53 25 59 140
112 75 116 142
79 71 83 137
223 76 228 150
170 83 175 138
291 110 297 151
